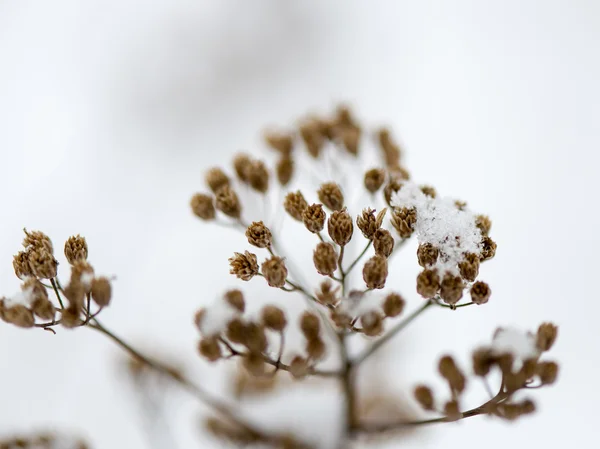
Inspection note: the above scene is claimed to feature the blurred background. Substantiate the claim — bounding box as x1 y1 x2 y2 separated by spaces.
1 0 599 448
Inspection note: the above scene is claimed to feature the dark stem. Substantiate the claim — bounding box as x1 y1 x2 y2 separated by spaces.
50 278 65 309
344 241 372 276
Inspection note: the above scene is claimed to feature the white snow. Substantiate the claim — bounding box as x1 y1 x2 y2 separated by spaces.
3 284 35 308
490 327 541 370
198 292 243 337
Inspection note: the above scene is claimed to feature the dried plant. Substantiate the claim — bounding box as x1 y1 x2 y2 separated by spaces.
1 106 559 448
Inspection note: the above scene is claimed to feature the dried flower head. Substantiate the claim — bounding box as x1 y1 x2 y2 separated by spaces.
313 242 338 276
416 269 440 298
318 182 344 211
22 229 53 253
470 281 491 305
261 305 287 332
284 191 309 221
357 208 386 240
472 348 495 377
12 251 32 279
224 289 245 313
1 303 35 328
299 120 324 158
536 361 559 385
458 252 480 282
64 235 88 264
440 273 465 305
245 221 272 248
417 243 439 268
306 337 326 360
199 337 222 362
229 251 259 281
242 322 268 353
414 385 435 411
91 277 112 307
205 167 230 193
232 153 252 182
364 168 386 194
373 229 394 258
328 208 353 246
289 355 309 379
360 311 384 336
382 292 405 318
264 131 293 155
191 193 216 220
377 128 402 168
420 185 437 198
391 207 417 239
302 204 326 234
27 247 58 279
363 255 388 289
475 215 492 236
480 236 497 261
247 160 270 193
438 355 466 394
536 322 558 352
276 156 294 186
383 179 403 206
261 256 288 288
215 185 242 219
243 352 266 377
316 280 339 306
300 312 321 340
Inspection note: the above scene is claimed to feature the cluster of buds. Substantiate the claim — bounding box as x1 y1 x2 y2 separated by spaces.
0 432 89 449
1 230 112 331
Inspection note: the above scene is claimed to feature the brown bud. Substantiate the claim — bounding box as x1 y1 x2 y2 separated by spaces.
362 255 388 289
454 200 468 211
356 208 386 240
194 308 206 331
229 251 259 281
247 160 270 193
2 304 35 328
313 242 338 276
27 248 58 279
61 305 81 328
199 337 222 362
232 153 252 182
306 337 326 360
215 185 242 219
284 191 308 221
276 156 294 186
63 279 85 310
300 312 320 339
190 193 216 220
205 167 230 193
475 215 492 236
64 235 88 264
91 277 112 307
261 256 288 288
243 352 266 377
444 400 461 421
383 179 403 206
420 185 437 198
536 322 558 352
327 208 353 246
377 128 402 168
316 280 339 306
439 355 466 394
224 289 245 313
382 292 405 318
242 322 268 353
22 229 53 253
32 297 55 321
318 182 344 211
13 251 32 279
470 281 491 305
331 310 352 329
458 253 480 282
440 273 465 305
391 207 417 239
414 385 435 411
472 348 495 377
245 221 272 248
261 305 287 331
416 269 440 298
289 355 309 379
226 318 247 345
373 229 394 258
480 237 497 261
536 361 559 385
360 311 384 336
302 204 326 234
264 131 293 155
417 243 439 268
299 121 324 158
340 126 361 155
364 168 386 193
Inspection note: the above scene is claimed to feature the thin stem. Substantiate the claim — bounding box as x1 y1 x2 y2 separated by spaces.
344 241 372 276
353 300 434 366
434 300 475 309
337 246 346 278
50 278 65 309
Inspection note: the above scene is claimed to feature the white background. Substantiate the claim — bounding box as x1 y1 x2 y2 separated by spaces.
1 1 598 448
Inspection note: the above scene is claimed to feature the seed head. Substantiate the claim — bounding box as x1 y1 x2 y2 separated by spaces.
276 156 294 186
199 337 222 362
480 237 497 261
261 305 287 331
32 296 55 321
377 128 402 168
245 221 272 248
224 289 245 313
364 168 386 193
1 303 35 328
91 277 112 307
444 400 461 422
470 281 491 305
228 251 259 281
472 348 495 376
458 253 480 282
313 242 338 276
440 273 465 305
205 167 230 193
302 204 326 234
27 248 58 279
391 207 416 239
383 179 403 206
414 385 435 411
289 355 309 379
300 312 320 339
360 311 384 336
536 361 559 385
416 269 440 298
215 185 242 219
261 256 288 288
316 280 339 306
439 355 466 394
373 229 394 258
417 243 439 268
242 322 268 353
64 235 88 264
327 208 353 246
190 194 216 220
318 182 344 211
475 215 492 236
536 322 558 352
340 126 361 155
357 208 386 240
22 229 53 253
382 292 405 318
243 352 266 377
299 121 324 158
264 131 293 156
247 160 270 193
362 255 388 289
226 318 247 345
13 251 32 279
306 337 326 360
420 185 437 198
284 191 308 221
61 305 81 328
232 153 252 182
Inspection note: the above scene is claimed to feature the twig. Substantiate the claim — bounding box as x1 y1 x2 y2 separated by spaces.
50 278 65 309
344 241 372 276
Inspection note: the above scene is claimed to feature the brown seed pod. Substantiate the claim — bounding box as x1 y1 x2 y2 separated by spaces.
536 322 558 352
475 215 492 236
414 385 435 411
302 204 326 234
356 208 387 240
382 292 405 318
205 167 230 193
190 193 216 220
318 182 344 211
261 256 288 288
232 153 252 182
440 273 465 305
416 269 440 298
276 156 294 186
247 160 270 193
306 337 326 360
245 221 272 248
13 251 32 279
64 235 88 264
91 277 112 307
480 236 497 261
391 207 416 239
362 255 388 290
327 208 353 246
360 311 384 336
373 229 394 258
470 281 491 305
313 242 338 276
224 289 245 313
299 312 321 340
215 185 242 219
364 168 386 194
417 243 439 268
284 191 309 221
199 337 222 362
228 251 259 281
261 305 287 332
458 253 480 282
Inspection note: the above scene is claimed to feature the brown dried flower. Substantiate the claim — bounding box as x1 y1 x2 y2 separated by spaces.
382 292 405 318
302 204 326 234
306 337 326 360
22 229 53 253
243 352 266 377
261 305 287 332
472 348 495 377
1 303 35 328
316 280 339 306
289 355 309 379
318 182 344 211
64 235 88 264
383 179 403 206
373 229 394 258
420 185 437 198
327 208 353 246
313 242 338 276
480 236 497 261
245 221 272 248
205 167 230 193
284 191 309 221
414 385 435 411
357 208 386 240
215 185 242 219
264 131 293 155
247 160 270 193
475 215 492 236
363 255 388 289
417 243 439 268
276 156 294 186
226 318 247 345
300 312 321 340
444 400 461 421
536 361 559 385
391 207 416 239
27 248 58 279
440 273 465 306
360 311 384 336
229 251 259 281
91 277 112 307
364 168 385 193
190 193 216 220
199 337 222 362
261 256 288 288
377 128 402 168
458 253 480 282
340 126 361 156
13 251 32 279
470 281 491 305
299 121 324 158
224 289 245 313
232 153 252 182
242 322 268 353
416 269 440 298
439 355 466 394
536 322 558 352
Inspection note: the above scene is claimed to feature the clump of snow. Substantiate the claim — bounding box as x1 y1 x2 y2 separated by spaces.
391 181 482 274
337 290 385 318
80 271 95 290
198 293 243 337
490 327 541 370
3 284 35 308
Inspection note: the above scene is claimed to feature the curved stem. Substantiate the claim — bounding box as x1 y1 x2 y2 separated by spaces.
344 241 372 276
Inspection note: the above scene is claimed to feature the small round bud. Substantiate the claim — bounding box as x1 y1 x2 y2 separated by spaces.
276 156 294 186
363 255 388 290
416 269 440 298
444 400 461 422
190 194 216 220
205 167 230 193
302 204 326 234
318 182 344 211
458 253 480 282
472 348 495 377
228 251 259 281
226 318 247 345
536 322 558 351
199 337 222 362
356 208 387 240
420 185 437 198
299 312 320 339
247 160 270 193
224 289 245 313
470 281 491 305
13 251 32 279
261 256 288 288
475 215 492 236
22 229 53 253
32 297 55 321
243 352 266 377
536 361 559 385
316 280 339 306
417 243 439 268
327 208 353 246
232 153 252 182
313 242 338 276
391 207 416 239
373 229 394 258
306 337 326 360
360 311 384 336
383 179 403 206
2 304 35 328
27 248 57 279
364 168 386 193
264 131 293 155
284 191 308 221
382 292 405 318
480 237 497 261
261 305 287 331
245 221 272 248
440 273 464 305
299 121 324 158
91 277 112 307
414 385 435 411
215 185 242 219
64 235 88 264
289 355 309 379
60 305 81 328
438 355 466 394
242 322 268 353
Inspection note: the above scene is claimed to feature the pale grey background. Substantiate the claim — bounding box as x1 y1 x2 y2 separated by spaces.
1 1 598 448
